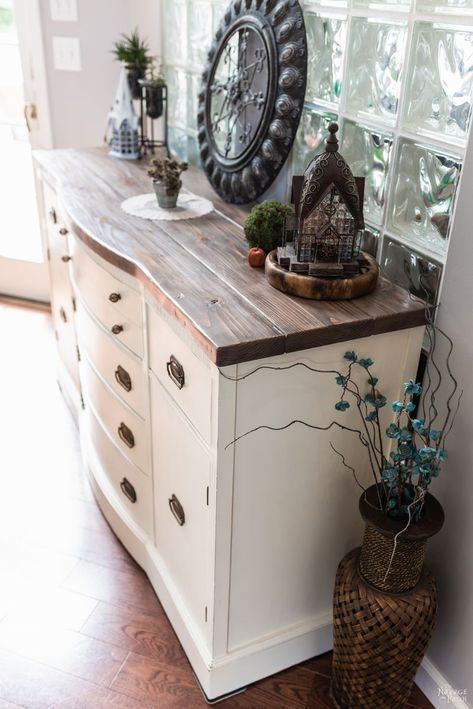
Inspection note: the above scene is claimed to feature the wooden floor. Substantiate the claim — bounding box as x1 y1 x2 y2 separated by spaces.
0 301 434 708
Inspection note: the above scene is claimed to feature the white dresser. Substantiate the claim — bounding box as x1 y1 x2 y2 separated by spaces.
35 148 426 701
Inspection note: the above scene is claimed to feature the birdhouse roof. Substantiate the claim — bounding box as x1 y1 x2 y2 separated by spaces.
299 124 364 230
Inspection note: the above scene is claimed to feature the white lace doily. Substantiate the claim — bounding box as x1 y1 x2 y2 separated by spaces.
120 191 214 221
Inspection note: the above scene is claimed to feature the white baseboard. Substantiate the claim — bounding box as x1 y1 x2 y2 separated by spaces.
416 657 470 709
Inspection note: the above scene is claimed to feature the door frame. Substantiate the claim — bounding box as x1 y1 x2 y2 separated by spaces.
0 0 52 303
13 0 53 150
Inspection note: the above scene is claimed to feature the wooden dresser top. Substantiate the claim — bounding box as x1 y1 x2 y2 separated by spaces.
34 147 426 367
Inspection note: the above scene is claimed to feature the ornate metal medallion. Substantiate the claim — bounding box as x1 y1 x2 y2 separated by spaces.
197 0 307 204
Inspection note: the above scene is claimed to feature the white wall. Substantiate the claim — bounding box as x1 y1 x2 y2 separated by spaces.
38 0 162 149
419 132 473 707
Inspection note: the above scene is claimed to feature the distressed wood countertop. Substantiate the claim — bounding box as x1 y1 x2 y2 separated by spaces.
34 147 426 366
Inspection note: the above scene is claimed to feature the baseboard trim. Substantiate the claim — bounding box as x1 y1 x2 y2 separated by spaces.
416 657 470 709
0 293 51 311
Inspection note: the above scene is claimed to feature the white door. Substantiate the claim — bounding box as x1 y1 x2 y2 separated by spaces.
0 0 52 302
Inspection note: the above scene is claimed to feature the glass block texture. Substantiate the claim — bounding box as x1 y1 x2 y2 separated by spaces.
381 238 442 305
166 66 188 130
341 120 393 227
292 108 337 176
416 0 473 12
346 19 406 123
390 139 461 255
305 13 346 105
353 0 410 6
213 1 228 32
404 23 473 144
362 225 380 258
164 0 187 67
187 1 212 68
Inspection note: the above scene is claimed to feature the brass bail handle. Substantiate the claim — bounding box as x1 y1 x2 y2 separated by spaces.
23 102 37 132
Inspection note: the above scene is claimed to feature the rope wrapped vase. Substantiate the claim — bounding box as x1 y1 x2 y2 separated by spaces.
331 484 444 709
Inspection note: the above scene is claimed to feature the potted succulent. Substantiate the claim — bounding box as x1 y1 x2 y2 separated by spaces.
112 29 152 100
244 200 291 267
148 156 188 209
139 57 166 119
225 316 461 708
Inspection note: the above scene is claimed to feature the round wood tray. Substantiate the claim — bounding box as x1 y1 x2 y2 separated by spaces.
265 250 379 300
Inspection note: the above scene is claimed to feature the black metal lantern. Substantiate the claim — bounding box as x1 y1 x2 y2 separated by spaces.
278 124 366 277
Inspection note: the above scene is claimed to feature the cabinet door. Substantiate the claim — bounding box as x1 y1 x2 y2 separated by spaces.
151 374 211 642
43 182 79 391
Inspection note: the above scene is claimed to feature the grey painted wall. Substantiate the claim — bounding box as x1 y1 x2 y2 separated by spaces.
38 0 150 148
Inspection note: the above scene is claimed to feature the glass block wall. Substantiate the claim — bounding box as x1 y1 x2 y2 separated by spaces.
163 0 473 304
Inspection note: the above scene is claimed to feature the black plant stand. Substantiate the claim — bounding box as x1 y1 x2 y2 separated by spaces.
138 83 168 157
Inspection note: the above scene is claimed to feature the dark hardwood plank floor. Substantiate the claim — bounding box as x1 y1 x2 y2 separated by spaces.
0 301 433 708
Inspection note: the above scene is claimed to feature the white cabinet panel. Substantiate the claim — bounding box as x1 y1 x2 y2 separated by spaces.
81 356 149 475
75 298 147 419
70 240 143 357
148 306 212 444
83 407 153 540
150 374 211 644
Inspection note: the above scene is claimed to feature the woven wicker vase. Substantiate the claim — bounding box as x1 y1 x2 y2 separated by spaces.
331 484 444 709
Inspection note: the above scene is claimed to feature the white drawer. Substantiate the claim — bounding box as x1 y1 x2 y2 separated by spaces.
75 298 147 419
151 376 211 641
71 240 143 357
81 356 149 475
83 407 153 539
148 306 212 444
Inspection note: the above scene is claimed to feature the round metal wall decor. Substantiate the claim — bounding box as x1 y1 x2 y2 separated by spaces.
197 0 307 204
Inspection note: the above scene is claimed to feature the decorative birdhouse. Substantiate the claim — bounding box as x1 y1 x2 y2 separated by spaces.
106 67 140 160
278 123 366 278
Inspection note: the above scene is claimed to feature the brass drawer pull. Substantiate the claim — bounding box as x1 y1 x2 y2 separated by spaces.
166 355 185 389
111 324 124 335
61 255 72 262
117 422 135 448
58 227 68 236
115 365 132 392
169 494 185 526
59 306 67 323
109 292 121 303
120 477 137 504
49 207 57 224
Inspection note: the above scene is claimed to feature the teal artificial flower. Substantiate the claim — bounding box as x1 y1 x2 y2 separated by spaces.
405 401 416 412
419 446 437 458
430 429 441 441
412 418 424 429
392 401 404 413
344 351 357 362
358 358 374 368
404 379 422 396
365 393 387 409
365 411 377 422
436 448 448 461
335 400 350 411
367 376 378 386
386 423 400 439
399 427 413 442
335 375 347 386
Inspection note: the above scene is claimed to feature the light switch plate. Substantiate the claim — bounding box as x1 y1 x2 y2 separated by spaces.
50 0 78 22
52 36 81 71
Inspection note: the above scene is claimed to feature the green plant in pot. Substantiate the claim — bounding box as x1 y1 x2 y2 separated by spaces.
148 157 188 209
244 200 291 267
112 29 152 100
224 313 461 709
139 57 166 119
